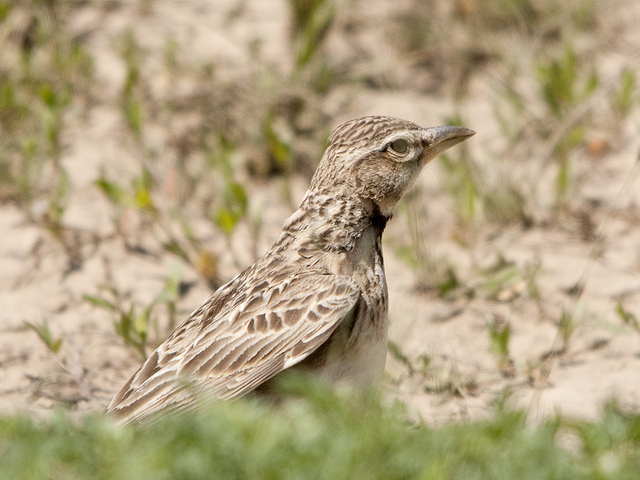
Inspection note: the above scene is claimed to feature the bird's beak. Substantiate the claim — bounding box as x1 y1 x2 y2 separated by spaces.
421 126 475 162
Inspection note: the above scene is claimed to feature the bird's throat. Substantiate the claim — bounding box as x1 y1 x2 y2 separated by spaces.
370 203 391 237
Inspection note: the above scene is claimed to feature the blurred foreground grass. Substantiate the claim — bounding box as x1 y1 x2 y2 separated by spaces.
1 379 639 480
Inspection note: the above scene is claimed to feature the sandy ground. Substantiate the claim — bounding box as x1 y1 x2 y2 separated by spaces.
1 0 640 425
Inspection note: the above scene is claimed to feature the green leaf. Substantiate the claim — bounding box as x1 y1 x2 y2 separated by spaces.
133 169 155 211
481 266 521 299
133 185 154 211
488 321 511 357
438 268 461 299
95 177 127 206
214 181 248 234
163 239 190 262
82 294 117 311
616 301 639 331
134 305 152 338
613 68 637 116
263 112 292 171
584 69 599 97
388 340 412 371
214 207 238 234
291 0 336 72
559 309 575 344
38 84 57 108
124 99 142 136
24 319 63 354
225 182 248 215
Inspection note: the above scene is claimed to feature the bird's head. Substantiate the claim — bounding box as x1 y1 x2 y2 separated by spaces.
308 116 475 217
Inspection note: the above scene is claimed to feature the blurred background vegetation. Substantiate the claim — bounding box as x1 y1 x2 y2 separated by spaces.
1 0 639 476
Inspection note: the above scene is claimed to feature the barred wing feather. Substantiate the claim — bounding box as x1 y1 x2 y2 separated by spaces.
107 271 360 424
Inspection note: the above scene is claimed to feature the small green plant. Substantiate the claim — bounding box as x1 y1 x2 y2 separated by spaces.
478 256 524 302
84 266 189 359
213 182 248 236
615 301 639 333
95 167 158 242
261 110 294 176
433 267 465 300
39 83 72 159
289 0 336 81
487 317 513 374
120 30 145 140
536 45 598 207
94 175 127 213
537 46 598 119
522 258 547 317
552 126 585 207
388 340 414 374
387 341 433 379
558 308 576 352
84 286 155 360
41 167 70 239
24 318 63 355
203 134 254 269
610 68 637 120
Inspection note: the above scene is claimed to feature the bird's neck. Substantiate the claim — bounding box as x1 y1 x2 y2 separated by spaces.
283 192 390 253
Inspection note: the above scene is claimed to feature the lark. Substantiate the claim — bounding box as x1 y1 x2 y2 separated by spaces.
107 115 474 423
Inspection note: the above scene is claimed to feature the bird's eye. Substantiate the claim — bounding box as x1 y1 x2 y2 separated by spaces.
389 138 409 155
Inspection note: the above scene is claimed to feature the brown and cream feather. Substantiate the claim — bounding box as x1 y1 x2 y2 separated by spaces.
107 115 474 424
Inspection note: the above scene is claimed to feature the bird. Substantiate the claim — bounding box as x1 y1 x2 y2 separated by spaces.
107 115 475 424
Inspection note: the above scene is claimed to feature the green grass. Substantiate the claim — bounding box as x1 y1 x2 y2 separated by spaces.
1 383 639 480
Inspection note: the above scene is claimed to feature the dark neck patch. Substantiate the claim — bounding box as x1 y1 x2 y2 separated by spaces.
370 205 390 235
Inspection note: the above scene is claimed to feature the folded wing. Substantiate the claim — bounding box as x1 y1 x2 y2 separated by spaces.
107 270 360 424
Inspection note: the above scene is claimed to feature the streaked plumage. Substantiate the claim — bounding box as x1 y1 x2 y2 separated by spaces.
107 115 475 424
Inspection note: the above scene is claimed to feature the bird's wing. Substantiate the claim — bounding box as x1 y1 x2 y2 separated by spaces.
107 269 360 424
